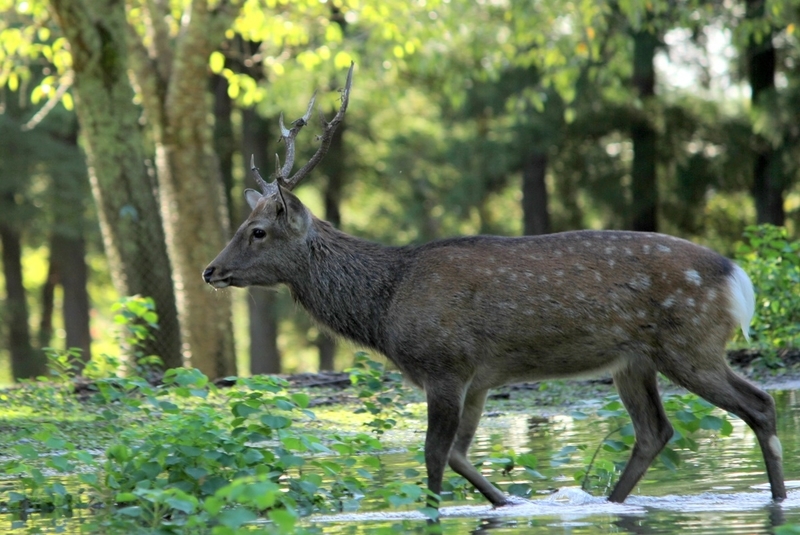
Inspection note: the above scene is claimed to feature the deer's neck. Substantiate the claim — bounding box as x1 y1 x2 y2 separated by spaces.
287 220 406 351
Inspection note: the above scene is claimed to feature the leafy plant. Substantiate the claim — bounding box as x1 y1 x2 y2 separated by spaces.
735 224 800 364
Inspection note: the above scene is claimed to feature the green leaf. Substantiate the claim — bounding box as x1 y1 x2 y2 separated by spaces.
232 403 260 418
507 483 532 497
204 495 224 515
159 400 179 413
268 509 297 532
291 392 310 408
699 415 724 432
117 506 143 517
720 418 734 437
658 447 680 471
419 506 440 521
166 496 197 514
185 466 208 480
217 507 257 528
261 414 291 429
602 439 628 452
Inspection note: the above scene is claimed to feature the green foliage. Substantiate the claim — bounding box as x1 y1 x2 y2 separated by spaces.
735 225 800 361
347 352 409 434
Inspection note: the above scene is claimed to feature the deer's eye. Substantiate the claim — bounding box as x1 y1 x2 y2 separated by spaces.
252 228 266 239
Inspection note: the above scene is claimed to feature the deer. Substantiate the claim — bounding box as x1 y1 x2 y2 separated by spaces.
203 63 786 507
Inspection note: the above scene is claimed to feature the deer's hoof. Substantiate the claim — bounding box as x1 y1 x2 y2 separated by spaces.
494 495 529 508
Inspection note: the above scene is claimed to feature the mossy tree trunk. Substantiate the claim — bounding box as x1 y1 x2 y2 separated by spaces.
47 0 185 369
129 0 238 378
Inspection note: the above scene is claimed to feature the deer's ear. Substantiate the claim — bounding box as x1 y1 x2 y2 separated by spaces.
284 195 310 233
244 189 262 210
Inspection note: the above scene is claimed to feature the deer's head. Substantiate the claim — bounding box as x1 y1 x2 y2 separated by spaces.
203 63 353 289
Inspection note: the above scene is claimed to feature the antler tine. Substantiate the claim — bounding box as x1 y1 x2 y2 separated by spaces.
250 154 272 193
276 92 318 183
283 61 354 190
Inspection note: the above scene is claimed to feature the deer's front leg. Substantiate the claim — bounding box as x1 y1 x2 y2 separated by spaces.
424 380 464 507
448 386 510 506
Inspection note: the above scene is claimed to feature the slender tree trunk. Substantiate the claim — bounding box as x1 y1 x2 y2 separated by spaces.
48 0 183 370
522 151 550 235
746 0 784 225
242 108 282 374
249 290 281 374
55 235 92 363
38 250 58 350
316 123 346 372
1 222 47 379
630 28 658 232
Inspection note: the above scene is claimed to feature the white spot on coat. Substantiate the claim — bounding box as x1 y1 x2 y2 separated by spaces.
685 269 702 286
656 244 671 253
629 274 651 291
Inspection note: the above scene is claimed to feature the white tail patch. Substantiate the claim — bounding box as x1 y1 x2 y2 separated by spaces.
727 264 755 341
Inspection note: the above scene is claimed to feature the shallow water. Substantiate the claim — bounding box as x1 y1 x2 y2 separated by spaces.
306 388 800 534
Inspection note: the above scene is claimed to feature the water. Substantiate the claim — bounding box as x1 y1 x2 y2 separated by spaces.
5 388 800 533
305 388 800 534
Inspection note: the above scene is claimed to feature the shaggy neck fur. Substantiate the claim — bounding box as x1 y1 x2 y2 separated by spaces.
285 219 409 351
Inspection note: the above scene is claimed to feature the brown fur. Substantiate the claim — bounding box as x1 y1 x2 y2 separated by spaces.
205 189 786 505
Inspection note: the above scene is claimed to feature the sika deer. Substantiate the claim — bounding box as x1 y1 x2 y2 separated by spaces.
204 63 786 505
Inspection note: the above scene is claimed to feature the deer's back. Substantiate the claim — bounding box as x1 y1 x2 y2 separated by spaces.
384 230 738 389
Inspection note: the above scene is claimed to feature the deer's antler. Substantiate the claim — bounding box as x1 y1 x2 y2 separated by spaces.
250 62 354 197
281 62 353 190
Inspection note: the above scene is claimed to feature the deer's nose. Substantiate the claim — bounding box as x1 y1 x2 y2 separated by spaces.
203 266 215 283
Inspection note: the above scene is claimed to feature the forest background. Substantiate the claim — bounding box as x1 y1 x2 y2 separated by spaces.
0 0 798 383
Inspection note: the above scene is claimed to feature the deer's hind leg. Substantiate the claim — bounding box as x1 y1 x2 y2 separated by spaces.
609 362 674 503
660 357 786 501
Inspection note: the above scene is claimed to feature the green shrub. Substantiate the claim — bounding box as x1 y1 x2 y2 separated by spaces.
735 224 800 359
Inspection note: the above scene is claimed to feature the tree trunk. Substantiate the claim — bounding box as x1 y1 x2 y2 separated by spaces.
317 122 346 372
522 151 551 235
746 0 784 225
630 29 658 233
242 107 282 374
38 250 58 351
48 0 183 370
1 221 47 379
249 290 281 374
129 0 238 378
55 235 92 363
213 73 237 233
